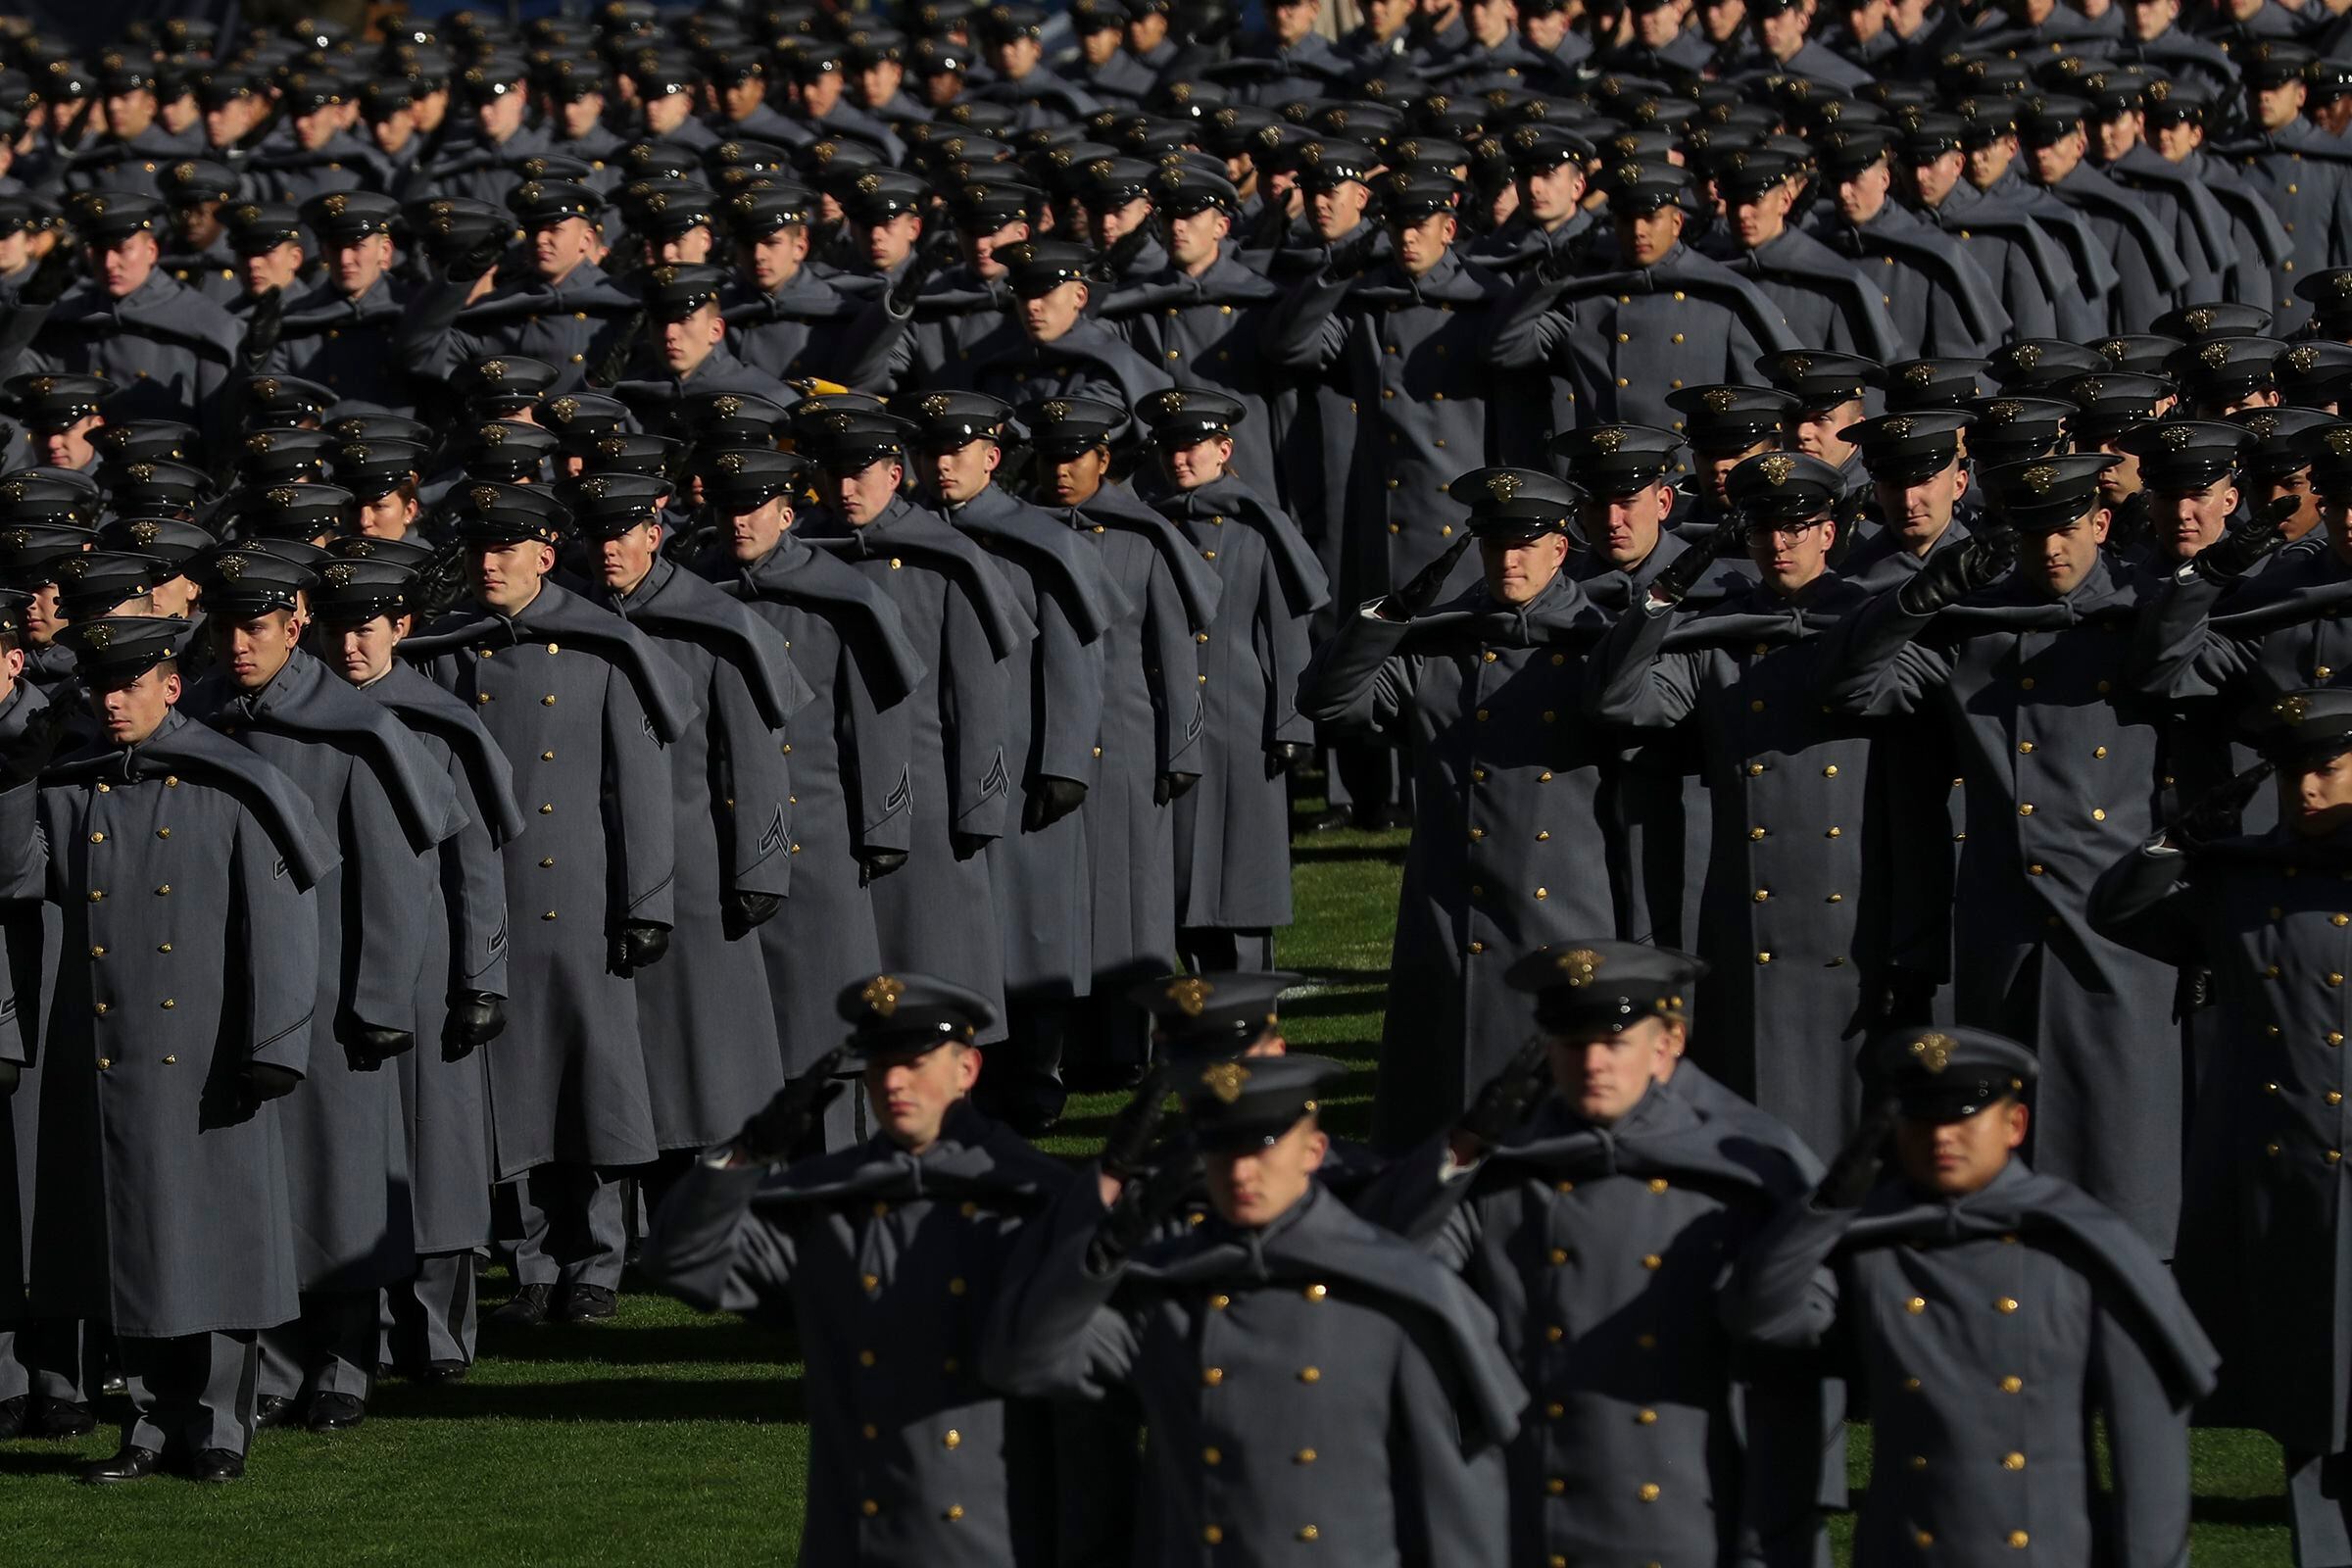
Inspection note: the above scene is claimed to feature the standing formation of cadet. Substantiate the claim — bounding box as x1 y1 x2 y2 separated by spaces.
0 1 2346 1558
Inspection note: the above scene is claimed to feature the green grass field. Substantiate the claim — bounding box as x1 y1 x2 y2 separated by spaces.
0 808 2298 1563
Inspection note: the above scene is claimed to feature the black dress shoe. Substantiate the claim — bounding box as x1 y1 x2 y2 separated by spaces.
253 1394 298 1431
306 1394 366 1432
30 1397 97 1439
77 1446 163 1485
417 1359 469 1384
190 1448 246 1483
1303 807 1352 832
555 1284 617 1322
0 1395 25 1440
486 1282 553 1328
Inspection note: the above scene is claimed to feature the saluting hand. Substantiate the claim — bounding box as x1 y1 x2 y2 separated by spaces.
1895 526 2015 617
1813 1096 1902 1209
1648 514 1744 607
2190 494 2298 584
734 1046 851 1164
2165 760 2276 852
1378 533 1477 623
1454 1034 1552 1153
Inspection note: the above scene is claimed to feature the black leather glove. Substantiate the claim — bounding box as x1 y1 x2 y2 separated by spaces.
887 227 956 314
1 700 70 786
858 848 907 886
1101 1065 1177 1181
240 1060 302 1113
1378 533 1477 623
447 231 506 283
950 830 990 858
588 309 649 389
734 1046 851 1163
1153 770 1200 807
2190 494 2297 583
1455 1035 1551 1151
726 891 781 937
1649 515 1744 606
238 286 283 372
1085 1155 1192 1276
1091 223 1152 283
0 1058 18 1096
1813 1096 1902 1209
1267 742 1311 777
16 244 74 306
1024 775 1087 831
1896 527 2016 616
445 992 505 1056
1875 966 1937 1029
348 1027 414 1070
612 920 670 974
1325 225 1381 280
2167 760 2275 851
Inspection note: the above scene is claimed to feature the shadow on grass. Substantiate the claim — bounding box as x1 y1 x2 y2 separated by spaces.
467 1321 798 1369
1290 840 1411 865
1278 989 1391 1022
368 1374 807 1426
0 1449 94 1478
2190 1494 2290 1528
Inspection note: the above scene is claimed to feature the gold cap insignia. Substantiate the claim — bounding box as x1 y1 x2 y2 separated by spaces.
1487 471 1522 504
172 162 196 182
56 557 84 579
321 193 348 218
479 422 508 446
1985 400 2023 422
2162 423 2195 451
246 433 273 454
1167 976 1215 1016
126 462 155 483
128 520 159 547
717 453 747 474
2183 307 2215 334
1884 416 1914 439
83 621 114 649
2288 345 2322 375
1557 948 1603 986
1758 454 1796 486
2020 464 2058 495
2328 428 2352 459
1904 362 1934 387
1703 388 1739 413
862 974 905 1017
1909 1031 1953 1074
217 555 245 581
1200 1059 1251 1104
1592 428 1626 454
547 396 580 423
479 360 508 381
1615 161 1643 187
921 393 953 418
2012 343 2042 370
251 377 279 401
469 485 501 512
267 487 298 508
1041 400 1073 422
599 436 629 459
2200 341 2231 369
323 563 355 588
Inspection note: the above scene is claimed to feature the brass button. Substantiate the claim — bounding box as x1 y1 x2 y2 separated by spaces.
1202 1367 1223 1387
1203 1446 1221 1464
1906 1297 1927 1314
1297 1366 1320 1383
858 1349 876 1367
943 1429 960 1449
1303 1284 1326 1301
2009 1531 2030 1548
88 832 103 844
2002 1451 2026 1470
861 1500 880 1517
1202 1527 1223 1544
1209 1293 1230 1310
1295 1447 1316 1464
1638 1483 1661 1502
1637 1407 1657 1425
1995 1297 2019 1314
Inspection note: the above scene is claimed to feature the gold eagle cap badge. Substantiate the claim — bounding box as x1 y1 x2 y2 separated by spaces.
1166 976 1215 1017
862 974 905 1017
267 487 298 508
2281 693 2314 723
217 555 246 581
1883 416 1914 439
2200 341 2232 369
1758 454 1796 486
921 393 953 418
1557 948 1603 987
2020 464 2058 495
323 563 356 589
2011 343 2042 369
83 622 114 649
469 486 501 512
1592 428 1625 454
547 396 580 423
1200 1060 1250 1104
1910 1032 1954 1074
1703 387 1739 413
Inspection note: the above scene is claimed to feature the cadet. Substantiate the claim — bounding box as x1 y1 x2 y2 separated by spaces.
577 470 802 1200
1021 397 1212 1080
806 410 1024 1052
696 448 924 1146
261 193 416 414
2090 691 2352 1566
2020 96 2190 332
901 391 1115 1132
611 263 795 430
1727 1028 2217 1567
1134 389 1328 973
23 193 243 440
721 185 862 384
1299 467 1623 1150
402 482 687 1326
1490 162 1793 441
1838 410 1978 590
1588 454 1886 1155
1366 942 1822 1567
308 559 516 1384
1819 454 2189 1249
643 972 1099 1565
2221 42 2352 338
1807 124 2011 360
23 616 331 1484
183 548 460 1433
1710 148 1902 362
983 1053 1524 1563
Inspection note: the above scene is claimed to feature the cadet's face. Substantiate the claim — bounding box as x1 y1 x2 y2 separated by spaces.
369 108 417 153
1907 152 1963 207
1731 181 1794 248
1755 0 1810 58
240 239 304 295
2285 751 2352 837
475 89 526 142
644 90 692 133
359 489 419 538
1879 462 1967 550
1164 436 1232 490
2095 112 2144 164
104 89 156 138
1369 0 1415 31
1275 0 1324 42
1481 531 1570 605
1582 484 1670 566
993 36 1044 77
96 232 158 298
858 60 906 106
1393 210 1458 276
2255 79 2308 132
0 230 25 274
92 664 179 745
742 225 810 291
293 105 339 151
2203 388 2278 420
654 225 714 266
222 607 302 691
2159 478 2238 563
864 211 922 271
1699 0 1747 38
43 413 101 470
1965 135 2016 189
1835 160 1891 222
597 518 664 594
532 218 597 283
1795 401 1863 466
722 493 795 560
2027 508 2111 596
1090 196 1153 249
2125 0 2177 35
1635 0 1689 43
1050 446 1111 506
1546 1017 1668 1124
1748 514 1834 594
970 219 1029 276
330 613 401 685
833 459 904 524
1021 279 1087 342
559 93 606 139
1699 442 1769 506
334 233 392 298
1310 179 1371 240
25 584 63 645
1203 1116 1329 1228
2095 439 2142 500
929 438 1001 505
1469 0 1519 43
865 1041 982 1152
1523 163 1585 223
469 539 554 613
2028 128 2086 184
1524 7 1571 46
660 303 726 373
1895 1099 2028 1196
2269 469 2322 541
1616 204 1684 266
1165 207 1230 270
2153 120 2201 161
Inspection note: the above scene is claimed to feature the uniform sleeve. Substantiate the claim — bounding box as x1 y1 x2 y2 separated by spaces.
710 658 794 901
1348 1131 1483 1267
2084 841 2203 967
1814 588 1953 717
1586 598 1703 728
839 629 914 856
341 756 430 1034
236 804 320 1079
2089 1295 2195 1568
1298 609 1420 738
1143 551 1204 773
1481 276 1576 372
1258 552 1318 750
1719 1198 1850 1351
2129 569 2258 700
942 574 1014 839
442 778 511 1000
1262 274 1353 372
980 1177 1145 1402
639 1158 799 1313
601 660 677 930
1389 1314 1513 1567
1033 582 1109 784
395 275 483 383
